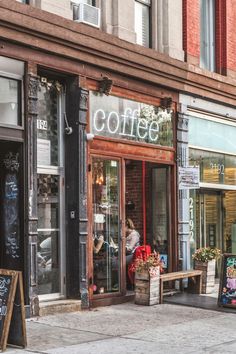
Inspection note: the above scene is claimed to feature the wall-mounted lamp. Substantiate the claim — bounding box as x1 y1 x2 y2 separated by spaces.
64 112 73 135
86 133 94 141
99 76 113 96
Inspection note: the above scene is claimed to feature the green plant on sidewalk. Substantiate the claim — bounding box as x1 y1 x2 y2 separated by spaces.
192 247 221 263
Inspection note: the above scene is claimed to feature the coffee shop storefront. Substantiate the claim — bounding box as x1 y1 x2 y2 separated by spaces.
86 83 178 306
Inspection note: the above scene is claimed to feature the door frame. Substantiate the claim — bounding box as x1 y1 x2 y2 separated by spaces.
37 82 66 301
88 154 126 303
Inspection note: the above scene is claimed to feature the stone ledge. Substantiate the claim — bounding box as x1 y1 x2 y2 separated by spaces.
39 299 81 317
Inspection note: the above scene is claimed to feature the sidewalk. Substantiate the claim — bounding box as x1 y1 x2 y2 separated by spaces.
5 298 236 354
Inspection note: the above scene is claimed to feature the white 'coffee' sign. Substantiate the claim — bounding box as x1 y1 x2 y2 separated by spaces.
90 92 173 147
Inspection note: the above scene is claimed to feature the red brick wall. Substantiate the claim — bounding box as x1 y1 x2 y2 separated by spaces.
183 0 236 76
125 160 152 245
183 0 200 64
226 0 236 74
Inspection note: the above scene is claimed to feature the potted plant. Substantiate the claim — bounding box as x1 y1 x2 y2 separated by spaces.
192 247 221 294
134 251 163 305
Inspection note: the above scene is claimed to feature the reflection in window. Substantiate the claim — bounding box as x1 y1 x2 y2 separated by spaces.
152 168 169 270
92 158 120 294
0 77 20 126
37 174 60 295
189 149 236 186
37 82 62 166
200 0 215 71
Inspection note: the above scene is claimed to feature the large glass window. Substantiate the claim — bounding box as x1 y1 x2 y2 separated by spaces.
90 92 173 147
200 0 216 72
92 158 121 294
0 77 21 126
189 115 236 155
135 0 151 48
189 149 236 186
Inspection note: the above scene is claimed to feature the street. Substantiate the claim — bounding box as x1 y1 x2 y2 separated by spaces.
5 301 236 354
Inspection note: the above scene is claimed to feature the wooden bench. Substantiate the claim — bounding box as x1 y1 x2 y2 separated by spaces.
159 270 202 304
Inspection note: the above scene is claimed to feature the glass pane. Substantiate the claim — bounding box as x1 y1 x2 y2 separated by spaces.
38 231 59 295
152 168 168 270
189 149 236 186
37 174 60 295
200 0 215 71
37 83 60 166
92 158 120 294
90 92 173 147
0 77 20 126
135 1 150 47
189 116 236 154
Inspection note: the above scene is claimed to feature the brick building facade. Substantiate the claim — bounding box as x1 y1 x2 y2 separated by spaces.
0 0 236 315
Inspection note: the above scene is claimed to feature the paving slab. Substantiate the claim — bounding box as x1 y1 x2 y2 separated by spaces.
3 302 236 354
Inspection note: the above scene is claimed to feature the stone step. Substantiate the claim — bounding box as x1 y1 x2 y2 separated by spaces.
39 299 81 317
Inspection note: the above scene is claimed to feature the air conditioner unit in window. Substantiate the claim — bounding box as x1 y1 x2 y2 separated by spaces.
72 3 100 28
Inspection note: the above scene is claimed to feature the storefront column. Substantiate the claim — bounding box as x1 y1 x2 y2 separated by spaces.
65 79 89 308
27 72 40 317
78 88 89 309
177 111 190 271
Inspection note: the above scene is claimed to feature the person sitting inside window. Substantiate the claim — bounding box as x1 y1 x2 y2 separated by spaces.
125 218 140 264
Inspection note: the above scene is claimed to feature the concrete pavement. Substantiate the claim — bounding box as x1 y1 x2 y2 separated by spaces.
5 301 236 354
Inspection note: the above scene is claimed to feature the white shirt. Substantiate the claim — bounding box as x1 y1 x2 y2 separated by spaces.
126 230 140 251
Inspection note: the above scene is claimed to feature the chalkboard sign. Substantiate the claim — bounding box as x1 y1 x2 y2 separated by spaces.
0 269 26 352
218 254 236 308
2 152 21 270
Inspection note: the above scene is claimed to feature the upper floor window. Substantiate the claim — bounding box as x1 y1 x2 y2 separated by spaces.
135 0 151 48
72 0 95 6
16 0 29 3
200 0 216 72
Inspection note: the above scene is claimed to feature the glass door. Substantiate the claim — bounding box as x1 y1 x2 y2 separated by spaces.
194 191 222 276
201 193 222 250
92 157 121 295
37 80 65 298
152 167 170 271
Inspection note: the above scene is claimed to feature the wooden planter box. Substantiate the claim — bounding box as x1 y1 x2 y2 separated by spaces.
194 259 216 294
135 267 160 305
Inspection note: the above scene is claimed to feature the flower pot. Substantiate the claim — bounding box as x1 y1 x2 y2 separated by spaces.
135 267 160 305
194 259 216 294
